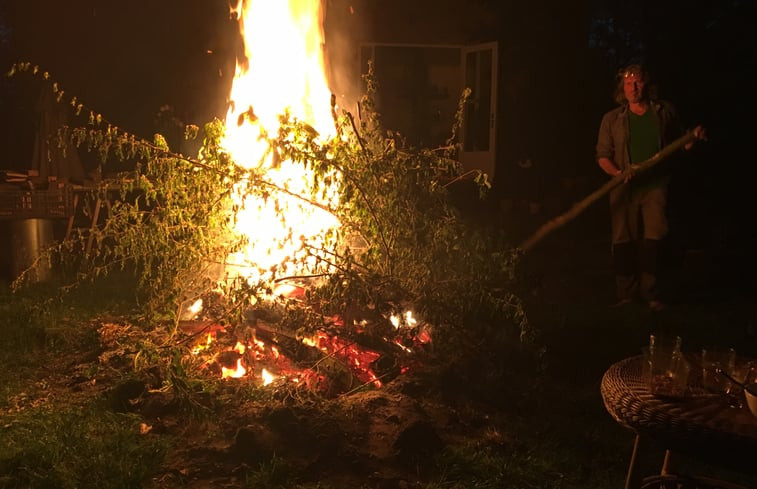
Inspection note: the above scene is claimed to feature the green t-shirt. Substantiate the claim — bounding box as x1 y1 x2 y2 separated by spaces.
628 109 668 190
628 109 659 163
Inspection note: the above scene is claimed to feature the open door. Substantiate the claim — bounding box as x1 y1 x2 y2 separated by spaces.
460 42 498 180
359 43 463 149
358 41 498 179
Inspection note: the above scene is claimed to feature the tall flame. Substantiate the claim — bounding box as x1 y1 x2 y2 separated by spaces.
222 0 340 284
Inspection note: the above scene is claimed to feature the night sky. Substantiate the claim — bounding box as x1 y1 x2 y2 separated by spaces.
1 0 755 248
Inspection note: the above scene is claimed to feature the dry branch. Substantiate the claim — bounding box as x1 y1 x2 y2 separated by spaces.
518 130 699 253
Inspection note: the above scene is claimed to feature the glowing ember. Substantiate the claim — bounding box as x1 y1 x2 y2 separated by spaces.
221 0 340 285
187 312 431 387
304 331 382 387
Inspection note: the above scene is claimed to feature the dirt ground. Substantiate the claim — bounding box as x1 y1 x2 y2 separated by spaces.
8 318 530 488
3 197 757 488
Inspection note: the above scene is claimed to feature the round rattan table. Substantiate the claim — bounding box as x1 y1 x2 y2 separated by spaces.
601 355 757 488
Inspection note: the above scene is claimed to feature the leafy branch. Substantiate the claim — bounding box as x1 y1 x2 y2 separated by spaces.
8 61 532 372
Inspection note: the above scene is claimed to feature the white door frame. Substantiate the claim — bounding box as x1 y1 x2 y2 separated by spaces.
460 42 498 180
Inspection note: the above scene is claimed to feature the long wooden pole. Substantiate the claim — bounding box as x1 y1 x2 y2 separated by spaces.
518 130 699 253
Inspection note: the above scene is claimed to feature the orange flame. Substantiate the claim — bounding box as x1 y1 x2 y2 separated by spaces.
261 368 275 385
221 0 340 285
221 358 247 379
191 332 214 355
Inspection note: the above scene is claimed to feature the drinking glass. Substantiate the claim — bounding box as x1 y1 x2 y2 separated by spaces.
649 334 682 355
701 347 736 394
731 361 756 392
642 345 689 397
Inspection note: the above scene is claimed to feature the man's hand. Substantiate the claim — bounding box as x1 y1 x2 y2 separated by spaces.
622 166 637 183
599 157 623 179
685 125 707 150
599 157 634 183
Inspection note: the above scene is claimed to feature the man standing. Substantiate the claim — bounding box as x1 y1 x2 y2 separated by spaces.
596 64 703 311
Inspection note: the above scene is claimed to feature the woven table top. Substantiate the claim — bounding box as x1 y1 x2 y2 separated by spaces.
601 356 757 472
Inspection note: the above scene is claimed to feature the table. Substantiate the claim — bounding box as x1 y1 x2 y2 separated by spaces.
601 355 757 488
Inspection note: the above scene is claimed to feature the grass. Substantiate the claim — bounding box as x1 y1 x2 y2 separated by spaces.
0 274 136 399
417 358 634 489
0 402 167 489
0 274 167 489
242 456 300 488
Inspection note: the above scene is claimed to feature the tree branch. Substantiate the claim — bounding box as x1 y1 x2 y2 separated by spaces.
518 130 699 253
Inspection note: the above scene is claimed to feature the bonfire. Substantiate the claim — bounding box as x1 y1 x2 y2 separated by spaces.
7 0 525 399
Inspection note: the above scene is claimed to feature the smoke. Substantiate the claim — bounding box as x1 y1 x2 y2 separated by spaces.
322 0 366 115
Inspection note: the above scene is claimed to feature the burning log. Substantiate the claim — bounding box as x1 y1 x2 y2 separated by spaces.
179 297 429 395
518 130 700 253
254 316 410 390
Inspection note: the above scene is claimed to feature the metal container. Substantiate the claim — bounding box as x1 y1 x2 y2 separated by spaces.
10 218 54 282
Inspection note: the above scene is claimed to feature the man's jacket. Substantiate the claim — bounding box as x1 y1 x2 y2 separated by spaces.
596 100 682 172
